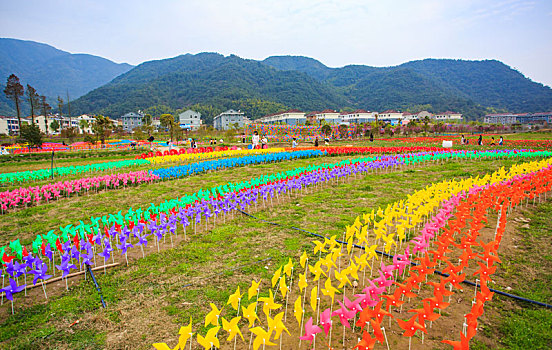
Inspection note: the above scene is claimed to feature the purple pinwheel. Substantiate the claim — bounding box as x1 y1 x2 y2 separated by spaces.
30 262 52 285
116 239 134 255
44 243 53 261
70 246 80 262
0 278 25 302
13 261 28 278
55 259 76 278
5 261 15 277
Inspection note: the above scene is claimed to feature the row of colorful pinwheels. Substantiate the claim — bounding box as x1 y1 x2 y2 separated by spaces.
151 157 552 349
3 148 549 261
0 149 323 213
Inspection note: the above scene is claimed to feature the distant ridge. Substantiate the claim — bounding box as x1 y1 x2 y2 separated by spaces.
0 38 133 115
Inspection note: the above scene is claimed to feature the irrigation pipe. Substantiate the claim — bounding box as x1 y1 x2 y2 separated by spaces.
237 209 552 309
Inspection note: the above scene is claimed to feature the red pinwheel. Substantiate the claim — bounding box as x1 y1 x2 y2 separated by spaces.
477 240 501 265
358 300 392 325
369 319 385 344
423 293 450 310
396 314 427 337
443 260 464 276
381 290 405 311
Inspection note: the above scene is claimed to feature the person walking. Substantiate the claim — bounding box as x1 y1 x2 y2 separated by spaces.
314 137 319 147
499 136 504 146
252 131 260 149
478 135 483 146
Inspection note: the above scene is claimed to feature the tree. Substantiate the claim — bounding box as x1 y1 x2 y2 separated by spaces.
20 124 43 148
57 96 63 121
40 95 52 134
66 91 72 128
338 124 348 139
50 119 60 133
91 115 114 145
4 74 24 133
78 119 89 134
60 127 78 144
26 84 40 124
160 113 176 141
321 124 332 136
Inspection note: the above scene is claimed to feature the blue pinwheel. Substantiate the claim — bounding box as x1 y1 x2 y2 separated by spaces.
30 262 52 285
0 277 26 314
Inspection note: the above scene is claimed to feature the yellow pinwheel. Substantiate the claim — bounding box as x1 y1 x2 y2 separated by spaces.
279 275 288 299
298 272 308 292
310 286 318 312
293 296 303 325
222 316 244 341
365 244 379 261
204 303 222 327
308 261 327 281
354 253 370 271
382 233 396 253
313 240 327 255
152 343 178 350
300 251 308 268
334 269 352 288
242 302 259 327
328 235 339 251
250 326 276 350
267 312 290 339
197 326 220 350
258 289 282 317
178 317 193 349
346 236 354 255
248 279 261 300
321 277 340 303
283 258 294 276
271 266 282 288
345 261 360 280
227 286 243 310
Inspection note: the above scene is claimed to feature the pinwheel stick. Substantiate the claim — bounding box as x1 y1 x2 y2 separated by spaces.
382 326 391 350
41 280 48 299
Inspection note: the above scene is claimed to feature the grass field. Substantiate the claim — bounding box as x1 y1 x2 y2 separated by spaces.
0 134 551 350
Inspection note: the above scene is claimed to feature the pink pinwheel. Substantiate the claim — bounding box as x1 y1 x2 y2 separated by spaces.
319 308 333 336
380 262 394 279
332 300 356 328
299 317 322 343
373 271 393 289
344 296 362 315
354 291 378 309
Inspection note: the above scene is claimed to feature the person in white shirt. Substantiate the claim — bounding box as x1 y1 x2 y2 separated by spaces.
261 135 268 149
292 138 298 148
252 131 260 149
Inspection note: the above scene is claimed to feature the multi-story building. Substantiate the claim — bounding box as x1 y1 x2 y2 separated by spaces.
315 109 341 124
256 109 306 126
341 110 376 124
75 115 96 134
432 111 463 121
484 112 552 124
121 112 144 132
213 109 246 130
178 110 202 131
0 116 27 135
378 110 403 125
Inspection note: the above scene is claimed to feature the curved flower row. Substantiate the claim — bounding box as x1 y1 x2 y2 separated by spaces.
150 159 552 350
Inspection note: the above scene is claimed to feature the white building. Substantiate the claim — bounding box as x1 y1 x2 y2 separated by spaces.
341 110 376 124
432 111 463 121
256 109 306 125
213 109 246 130
315 109 341 124
76 115 96 134
0 116 26 135
178 110 202 131
378 110 403 125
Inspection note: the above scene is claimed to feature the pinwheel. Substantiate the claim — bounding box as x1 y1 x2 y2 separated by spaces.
258 289 281 317
267 312 290 339
227 286 243 311
442 332 470 350
299 317 322 344
248 279 261 300
354 330 378 350
196 326 220 350
293 296 303 325
250 326 276 350
242 302 259 328
319 307 333 336
0 278 25 314
204 303 222 327
332 300 356 329
221 316 243 342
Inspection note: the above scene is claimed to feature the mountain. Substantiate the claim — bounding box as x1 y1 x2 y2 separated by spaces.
263 56 552 118
0 38 133 115
70 53 348 121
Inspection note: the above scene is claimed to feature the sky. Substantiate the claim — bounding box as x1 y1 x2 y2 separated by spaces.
2 0 552 87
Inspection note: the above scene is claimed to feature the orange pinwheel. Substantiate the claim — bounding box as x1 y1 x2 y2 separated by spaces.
443 260 464 276
473 261 497 282
428 278 453 297
444 271 466 290
394 281 417 299
477 240 502 264
396 314 427 337
353 330 377 350
369 319 385 344
381 292 404 311
442 332 470 350
424 292 450 310
407 301 441 324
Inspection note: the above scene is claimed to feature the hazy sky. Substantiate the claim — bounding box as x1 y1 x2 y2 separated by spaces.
2 0 552 87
